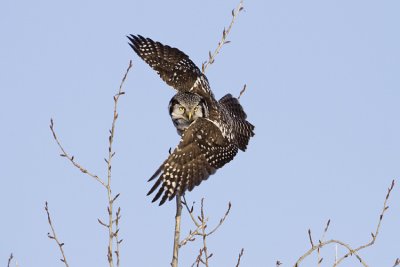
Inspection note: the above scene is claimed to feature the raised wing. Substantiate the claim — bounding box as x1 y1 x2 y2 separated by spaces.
147 118 238 205
218 94 255 151
127 35 213 98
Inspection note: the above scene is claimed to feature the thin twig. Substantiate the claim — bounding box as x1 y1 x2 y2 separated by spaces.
235 248 244 267
202 0 244 73
49 60 132 267
7 253 13 267
335 244 338 265
207 202 231 237
183 195 201 227
179 220 207 247
294 239 366 267
317 219 330 267
114 207 123 267
171 195 183 267
50 119 105 188
238 84 247 100
334 180 395 266
106 60 132 267
188 198 232 266
294 180 396 267
308 229 314 248
45 202 70 267
199 199 211 267
191 249 204 267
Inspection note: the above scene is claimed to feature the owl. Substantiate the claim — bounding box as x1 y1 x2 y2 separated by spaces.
128 35 255 205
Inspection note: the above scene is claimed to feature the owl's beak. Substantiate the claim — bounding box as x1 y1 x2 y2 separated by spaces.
188 112 193 121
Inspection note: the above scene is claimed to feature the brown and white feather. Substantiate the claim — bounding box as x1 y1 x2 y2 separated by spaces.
128 35 254 205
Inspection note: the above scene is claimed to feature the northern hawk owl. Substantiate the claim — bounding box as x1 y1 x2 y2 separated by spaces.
128 35 255 205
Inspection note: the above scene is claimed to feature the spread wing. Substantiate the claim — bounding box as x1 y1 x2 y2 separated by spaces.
147 118 238 205
127 35 213 98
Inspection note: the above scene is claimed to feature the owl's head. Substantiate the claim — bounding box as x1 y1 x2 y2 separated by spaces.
169 92 209 134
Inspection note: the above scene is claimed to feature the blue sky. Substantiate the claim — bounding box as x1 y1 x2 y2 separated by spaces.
1 0 399 266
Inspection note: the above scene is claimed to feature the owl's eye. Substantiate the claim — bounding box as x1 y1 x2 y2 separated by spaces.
193 106 199 112
178 106 185 112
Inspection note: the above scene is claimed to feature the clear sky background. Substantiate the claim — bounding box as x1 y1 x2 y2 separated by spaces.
1 0 399 266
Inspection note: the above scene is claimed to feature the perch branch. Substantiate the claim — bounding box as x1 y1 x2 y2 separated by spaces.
171 195 183 267
172 0 245 264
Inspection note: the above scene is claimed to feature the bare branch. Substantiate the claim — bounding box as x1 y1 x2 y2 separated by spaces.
171 195 183 267
98 218 109 227
308 229 314 248
334 180 395 266
317 219 330 267
237 84 247 100
202 0 244 73
49 118 106 188
235 248 244 267
199 199 210 267
294 180 396 267
186 198 234 266
179 220 207 248
114 207 122 267
191 249 204 267
45 202 70 267
49 60 132 267
105 60 132 267
7 253 13 267
183 195 201 228
207 201 231 236
294 239 366 267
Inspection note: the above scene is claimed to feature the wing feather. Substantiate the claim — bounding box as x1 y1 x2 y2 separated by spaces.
148 118 238 205
127 35 213 99
219 94 255 151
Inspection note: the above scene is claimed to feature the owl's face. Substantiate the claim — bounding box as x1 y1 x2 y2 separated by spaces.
169 92 208 135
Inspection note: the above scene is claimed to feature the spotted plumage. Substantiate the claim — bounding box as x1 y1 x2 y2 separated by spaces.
128 35 254 205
